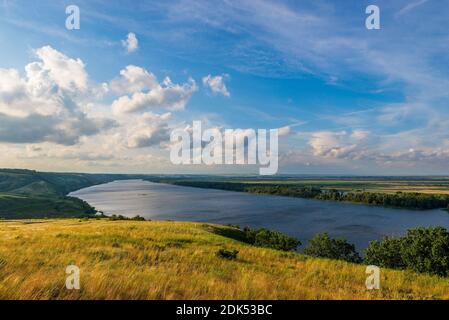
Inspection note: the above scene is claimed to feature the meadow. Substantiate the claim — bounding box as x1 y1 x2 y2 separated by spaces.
1 219 448 300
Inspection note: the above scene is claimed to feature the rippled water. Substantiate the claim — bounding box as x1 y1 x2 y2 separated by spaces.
70 179 449 250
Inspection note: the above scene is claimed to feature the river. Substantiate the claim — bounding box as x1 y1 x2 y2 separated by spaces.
70 179 449 250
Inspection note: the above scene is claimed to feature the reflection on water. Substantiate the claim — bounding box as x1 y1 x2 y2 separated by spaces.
70 179 449 250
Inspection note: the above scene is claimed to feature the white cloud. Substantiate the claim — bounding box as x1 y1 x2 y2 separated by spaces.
309 130 370 160
121 32 139 53
202 74 230 97
350 129 369 140
396 0 429 17
110 65 158 94
126 112 172 148
0 45 203 171
278 126 291 136
111 66 197 113
33 46 88 92
0 69 27 114
0 46 115 145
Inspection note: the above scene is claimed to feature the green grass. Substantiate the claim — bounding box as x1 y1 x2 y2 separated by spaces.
0 168 155 219
0 193 96 219
0 219 448 300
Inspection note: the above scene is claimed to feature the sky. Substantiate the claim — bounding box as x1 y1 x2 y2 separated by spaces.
0 0 448 175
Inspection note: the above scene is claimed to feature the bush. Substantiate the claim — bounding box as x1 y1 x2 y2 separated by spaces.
216 249 238 260
109 215 146 221
364 227 449 276
303 233 362 263
244 227 300 251
364 237 405 269
401 227 449 276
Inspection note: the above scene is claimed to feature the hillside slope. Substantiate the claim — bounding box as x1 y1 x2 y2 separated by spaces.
0 219 447 300
0 169 119 195
0 169 152 219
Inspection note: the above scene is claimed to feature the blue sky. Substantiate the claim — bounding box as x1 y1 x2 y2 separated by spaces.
0 0 448 175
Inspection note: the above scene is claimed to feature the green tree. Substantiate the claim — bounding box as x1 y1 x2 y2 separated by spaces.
304 233 362 263
364 237 405 269
400 227 449 276
364 227 449 277
244 228 300 251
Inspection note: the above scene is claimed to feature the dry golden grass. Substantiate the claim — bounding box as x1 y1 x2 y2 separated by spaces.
0 219 449 300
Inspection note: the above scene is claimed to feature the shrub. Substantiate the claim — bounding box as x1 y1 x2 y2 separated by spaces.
244 227 300 251
212 226 301 252
364 237 405 269
130 215 146 221
303 233 362 263
401 227 449 276
364 227 449 277
109 215 146 221
216 249 238 260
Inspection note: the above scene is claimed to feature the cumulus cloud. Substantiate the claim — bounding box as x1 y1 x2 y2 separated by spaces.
126 112 172 148
202 74 230 97
33 46 88 92
0 69 27 112
111 66 197 113
0 113 115 145
121 32 139 53
110 65 158 94
309 129 370 160
0 46 115 145
302 126 449 172
0 45 205 170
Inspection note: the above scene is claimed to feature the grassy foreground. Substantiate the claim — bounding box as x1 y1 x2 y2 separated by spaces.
0 219 449 300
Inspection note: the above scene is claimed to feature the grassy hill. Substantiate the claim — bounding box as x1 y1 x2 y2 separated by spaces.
0 169 118 194
0 169 152 219
0 169 108 219
0 219 448 300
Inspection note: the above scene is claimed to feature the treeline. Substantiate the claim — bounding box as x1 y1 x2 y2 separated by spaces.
157 180 449 210
316 190 449 210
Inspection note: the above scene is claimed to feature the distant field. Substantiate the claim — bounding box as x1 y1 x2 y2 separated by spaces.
149 176 449 195
0 219 448 300
237 179 449 194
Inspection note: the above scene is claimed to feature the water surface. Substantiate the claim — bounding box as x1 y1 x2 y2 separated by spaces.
70 179 449 250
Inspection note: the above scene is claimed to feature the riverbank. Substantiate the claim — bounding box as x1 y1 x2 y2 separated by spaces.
147 179 449 210
69 179 449 250
0 218 448 300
